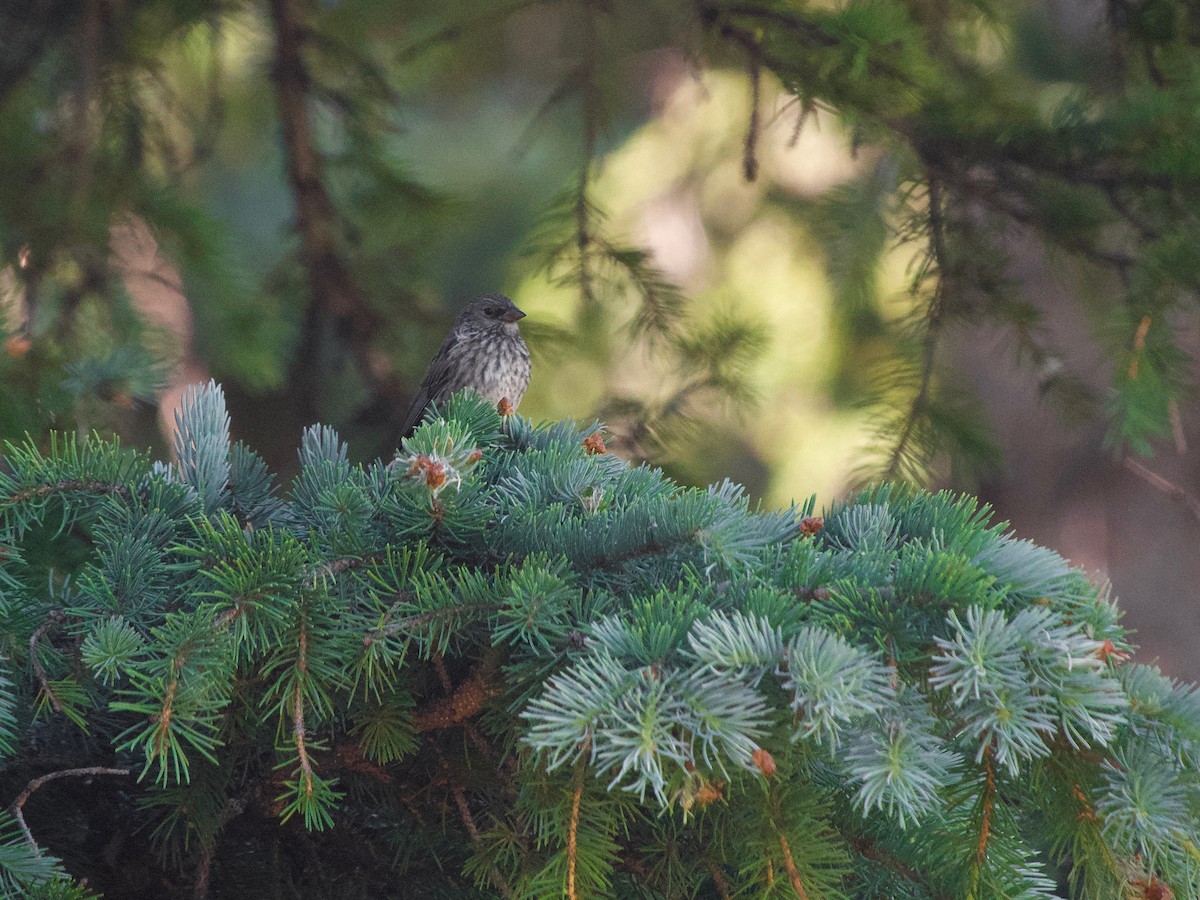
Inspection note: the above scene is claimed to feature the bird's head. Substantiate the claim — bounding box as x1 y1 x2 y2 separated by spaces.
456 293 526 333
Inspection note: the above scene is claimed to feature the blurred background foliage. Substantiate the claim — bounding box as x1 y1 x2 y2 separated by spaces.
5 0 1200 674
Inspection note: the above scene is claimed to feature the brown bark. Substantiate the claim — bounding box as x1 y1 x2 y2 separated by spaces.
266 0 402 420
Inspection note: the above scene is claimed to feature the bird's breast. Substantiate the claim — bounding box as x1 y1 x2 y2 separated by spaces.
443 332 531 408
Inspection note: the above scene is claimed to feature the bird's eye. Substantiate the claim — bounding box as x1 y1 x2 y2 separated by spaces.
485 307 502 317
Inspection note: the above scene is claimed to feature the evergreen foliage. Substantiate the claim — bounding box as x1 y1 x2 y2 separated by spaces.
6 0 1200 479
0 381 1197 898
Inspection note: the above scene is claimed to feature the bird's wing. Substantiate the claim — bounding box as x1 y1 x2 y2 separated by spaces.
398 332 460 438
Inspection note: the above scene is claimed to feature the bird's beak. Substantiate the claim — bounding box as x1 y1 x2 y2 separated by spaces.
502 309 527 324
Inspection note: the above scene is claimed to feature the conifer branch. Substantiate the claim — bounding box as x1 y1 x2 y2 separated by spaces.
195 847 214 899
1128 315 1152 380
316 553 384 580
743 50 761 182
705 3 838 49
1102 184 1161 241
787 98 811 148
365 599 500 643
2 479 130 507
940 164 1137 275
574 2 600 311
442 756 514 898
10 766 130 851
850 836 942 897
414 651 501 733
1123 457 1200 525
448 779 479 841
1169 399 1187 454
432 656 505 771
575 173 594 309
293 613 315 795
364 590 415 640
885 175 949 481
431 652 453 693
214 602 246 629
155 674 180 761
266 0 401 418
29 611 65 714
705 4 914 86
614 378 708 460
185 16 227 173
396 0 543 62
69 0 101 216
0 382 1193 891
777 831 810 900
973 746 997 880
1046 752 1125 885
613 842 654 883
593 533 695 570
705 859 732 899
566 735 590 900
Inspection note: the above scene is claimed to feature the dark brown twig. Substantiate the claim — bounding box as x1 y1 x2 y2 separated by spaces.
70 0 101 216
787 99 811 149
705 859 732 899
850 837 926 890
414 650 502 733
431 652 453 694
743 52 761 181
438 752 514 899
266 0 404 420
29 611 66 713
1124 457 1200 524
10 767 130 851
574 3 601 311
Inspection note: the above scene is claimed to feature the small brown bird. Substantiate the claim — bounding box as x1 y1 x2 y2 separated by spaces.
398 293 531 438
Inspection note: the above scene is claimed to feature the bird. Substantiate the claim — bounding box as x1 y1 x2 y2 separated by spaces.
397 293 531 438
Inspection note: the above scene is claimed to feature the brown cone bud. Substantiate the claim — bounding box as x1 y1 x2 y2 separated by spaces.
751 748 776 778
798 516 824 537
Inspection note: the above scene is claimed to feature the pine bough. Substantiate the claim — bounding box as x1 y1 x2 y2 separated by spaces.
0 382 1195 898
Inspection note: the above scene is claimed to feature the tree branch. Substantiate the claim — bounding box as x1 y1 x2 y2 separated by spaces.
266 0 403 420
574 3 600 311
413 651 501 733
777 831 810 900
293 611 315 796
2 479 131 507
743 47 761 181
439 751 514 899
1123 457 1200 525
363 599 500 645
850 836 945 897
885 175 949 481
705 859 732 900
567 735 591 900
29 611 66 714
973 746 996 881
10 767 130 852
